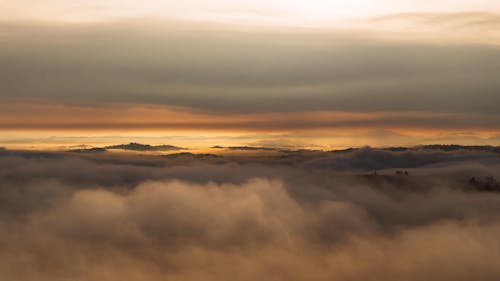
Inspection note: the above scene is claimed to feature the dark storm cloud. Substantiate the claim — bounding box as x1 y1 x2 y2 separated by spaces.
1 149 500 280
1 20 500 114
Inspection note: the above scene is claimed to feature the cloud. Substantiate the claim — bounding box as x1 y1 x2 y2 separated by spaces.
371 12 500 29
3 0 500 25
1 20 500 115
1 149 500 280
305 146 500 171
0 102 499 137
365 12 500 45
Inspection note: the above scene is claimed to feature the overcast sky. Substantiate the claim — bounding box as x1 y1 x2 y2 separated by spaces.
3 0 500 23
1 1 499 148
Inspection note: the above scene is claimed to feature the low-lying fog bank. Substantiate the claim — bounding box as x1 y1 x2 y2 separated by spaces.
0 148 499 281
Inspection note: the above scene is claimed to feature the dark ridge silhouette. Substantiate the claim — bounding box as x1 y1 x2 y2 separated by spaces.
68 147 107 153
383 147 410 152
330 148 359 154
212 146 278 151
61 144 500 155
163 152 221 159
278 149 320 154
105 142 184 151
421 144 500 153
327 145 500 154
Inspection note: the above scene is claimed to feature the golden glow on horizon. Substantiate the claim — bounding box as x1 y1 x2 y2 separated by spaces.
1 101 498 151
1 129 498 152
0 102 498 133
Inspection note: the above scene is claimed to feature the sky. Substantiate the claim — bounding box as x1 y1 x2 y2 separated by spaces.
1 0 500 150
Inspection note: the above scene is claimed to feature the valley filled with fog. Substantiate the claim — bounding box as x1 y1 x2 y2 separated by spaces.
1 146 499 281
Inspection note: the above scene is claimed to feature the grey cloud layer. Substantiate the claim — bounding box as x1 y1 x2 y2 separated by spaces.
371 12 500 29
1 21 500 114
1 150 500 280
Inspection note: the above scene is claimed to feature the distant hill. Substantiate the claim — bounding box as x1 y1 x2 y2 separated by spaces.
420 145 500 153
68 147 106 153
212 146 278 151
105 143 184 151
329 145 500 154
163 152 220 159
64 143 500 157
